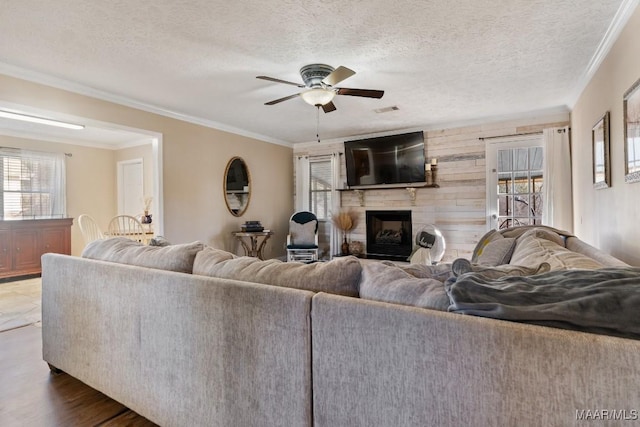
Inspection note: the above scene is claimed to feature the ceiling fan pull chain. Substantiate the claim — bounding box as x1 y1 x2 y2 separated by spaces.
316 106 321 143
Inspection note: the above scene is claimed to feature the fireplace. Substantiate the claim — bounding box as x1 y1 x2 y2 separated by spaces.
365 210 412 261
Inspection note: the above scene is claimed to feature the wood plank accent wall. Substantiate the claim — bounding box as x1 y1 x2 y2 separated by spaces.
294 114 569 261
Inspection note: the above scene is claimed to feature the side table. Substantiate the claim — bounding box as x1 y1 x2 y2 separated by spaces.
232 230 274 260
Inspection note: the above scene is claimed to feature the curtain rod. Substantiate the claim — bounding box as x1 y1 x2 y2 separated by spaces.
478 131 542 141
478 128 568 141
1 146 73 157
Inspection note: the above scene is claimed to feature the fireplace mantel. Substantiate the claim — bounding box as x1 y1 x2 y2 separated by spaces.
338 183 439 207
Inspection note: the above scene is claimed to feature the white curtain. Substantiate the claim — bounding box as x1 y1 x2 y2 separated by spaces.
330 152 342 257
294 155 309 212
542 127 572 232
50 152 67 217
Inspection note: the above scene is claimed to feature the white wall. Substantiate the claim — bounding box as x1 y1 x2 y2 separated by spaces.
571 4 640 265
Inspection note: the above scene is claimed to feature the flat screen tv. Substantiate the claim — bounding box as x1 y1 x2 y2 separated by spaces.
344 131 425 187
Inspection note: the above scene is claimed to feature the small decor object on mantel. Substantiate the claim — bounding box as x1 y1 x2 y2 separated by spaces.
331 208 358 255
425 164 433 185
430 158 438 185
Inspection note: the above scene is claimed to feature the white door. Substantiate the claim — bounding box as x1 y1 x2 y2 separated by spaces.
118 159 144 216
486 136 544 231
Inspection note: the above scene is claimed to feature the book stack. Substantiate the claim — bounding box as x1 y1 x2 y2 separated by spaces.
241 221 264 232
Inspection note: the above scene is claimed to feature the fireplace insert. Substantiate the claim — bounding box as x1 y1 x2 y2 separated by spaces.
365 210 412 261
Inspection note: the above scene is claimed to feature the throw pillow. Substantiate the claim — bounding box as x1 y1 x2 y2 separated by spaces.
510 234 604 270
288 220 317 246
359 261 450 311
519 227 565 247
193 247 361 296
81 237 204 273
476 237 517 266
471 229 504 263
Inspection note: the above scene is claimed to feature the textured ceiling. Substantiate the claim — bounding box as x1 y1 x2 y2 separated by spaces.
0 0 634 146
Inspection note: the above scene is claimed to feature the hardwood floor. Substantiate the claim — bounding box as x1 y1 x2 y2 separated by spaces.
0 325 157 427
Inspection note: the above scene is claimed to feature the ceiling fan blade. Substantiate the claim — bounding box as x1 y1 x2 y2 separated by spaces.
256 76 305 88
322 102 337 113
322 66 355 86
265 93 301 105
336 88 384 98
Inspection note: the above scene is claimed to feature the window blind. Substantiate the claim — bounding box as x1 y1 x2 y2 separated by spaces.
0 147 66 220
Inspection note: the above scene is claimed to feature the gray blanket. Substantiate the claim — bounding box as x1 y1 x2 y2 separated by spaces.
445 267 640 339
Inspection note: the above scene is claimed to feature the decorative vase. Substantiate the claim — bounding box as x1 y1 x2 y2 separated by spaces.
349 240 364 255
341 236 350 256
142 211 152 224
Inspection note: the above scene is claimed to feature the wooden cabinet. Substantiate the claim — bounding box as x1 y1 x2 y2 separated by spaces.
0 229 10 275
0 218 73 280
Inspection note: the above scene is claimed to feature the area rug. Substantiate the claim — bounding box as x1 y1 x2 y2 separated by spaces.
0 277 42 333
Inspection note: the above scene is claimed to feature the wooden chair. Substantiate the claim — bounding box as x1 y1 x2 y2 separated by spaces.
78 214 105 245
108 215 148 244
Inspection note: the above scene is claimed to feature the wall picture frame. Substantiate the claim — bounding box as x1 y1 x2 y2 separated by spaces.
624 77 640 183
592 111 610 189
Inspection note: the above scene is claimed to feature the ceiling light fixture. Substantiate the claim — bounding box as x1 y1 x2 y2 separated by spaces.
300 88 335 106
0 110 85 130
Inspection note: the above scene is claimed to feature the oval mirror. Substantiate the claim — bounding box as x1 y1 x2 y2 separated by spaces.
224 157 251 217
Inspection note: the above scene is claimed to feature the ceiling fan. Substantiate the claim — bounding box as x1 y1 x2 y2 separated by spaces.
256 64 384 113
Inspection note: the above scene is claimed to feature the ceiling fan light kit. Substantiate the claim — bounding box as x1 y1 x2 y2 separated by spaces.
300 88 335 106
256 63 384 113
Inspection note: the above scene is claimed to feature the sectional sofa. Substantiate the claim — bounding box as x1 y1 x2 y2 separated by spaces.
41 227 640 427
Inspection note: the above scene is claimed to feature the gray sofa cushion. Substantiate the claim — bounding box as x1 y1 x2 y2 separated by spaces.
81 237 204 273
193 247 361 296
359 261 450 311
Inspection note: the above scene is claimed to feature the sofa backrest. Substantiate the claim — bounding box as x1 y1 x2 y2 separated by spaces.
81 237 204 273
42 253 314 427
311 291 640 427
565 236 629 267
472 226 627 268
193 246 362 296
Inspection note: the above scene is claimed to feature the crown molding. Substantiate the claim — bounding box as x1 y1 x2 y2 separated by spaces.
0 62 292 148
566 0 639 108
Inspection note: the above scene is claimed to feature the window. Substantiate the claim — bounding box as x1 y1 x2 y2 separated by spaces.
309 160 332 220
0 148 66 220
486 137 543 230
